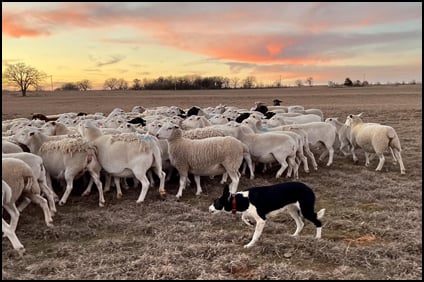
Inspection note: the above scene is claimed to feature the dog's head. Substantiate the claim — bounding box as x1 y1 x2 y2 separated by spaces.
209 185 232 213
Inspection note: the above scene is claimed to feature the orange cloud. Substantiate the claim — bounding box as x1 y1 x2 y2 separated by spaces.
2 13 50 38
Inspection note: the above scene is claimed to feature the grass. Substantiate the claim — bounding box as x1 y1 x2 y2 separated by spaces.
2 85 422 279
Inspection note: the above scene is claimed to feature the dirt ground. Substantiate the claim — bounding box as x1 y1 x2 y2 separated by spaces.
2 84 422 279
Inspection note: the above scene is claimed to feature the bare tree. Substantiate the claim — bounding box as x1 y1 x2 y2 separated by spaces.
242 76 257 89
132 78 143 90
77 79 91 91
305 77 313 87
295 79 303 87
230 77 240 88
104 78 119 90
3 62 47 96
117 78 128 90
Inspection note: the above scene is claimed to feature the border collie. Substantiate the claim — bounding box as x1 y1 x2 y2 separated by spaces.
209 182 325 248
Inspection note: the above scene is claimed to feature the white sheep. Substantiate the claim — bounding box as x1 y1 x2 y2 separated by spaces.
156 123 245 198
345 113 406 174
324 117 352 156
78 120 166 203
227 123 298 179
2 179 25 252
13 129 105 207
2 152 58 215
2 158 54 230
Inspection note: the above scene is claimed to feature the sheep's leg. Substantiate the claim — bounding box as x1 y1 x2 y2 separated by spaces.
389 147 398 164
304 145 318 170
272 152 289 178
58 172 74 206
288 156 299 179
243 153 255 180
226 171 240 194
176 174 188 199
88 170 105 207
194 175 202 195
351 146 359 164
147 171 155 188
27 193 54 227
3 203 20 233
81 178 94 196
114 177 123 199
244 219 265 249
135 171 150 203
375 153 385 172
364 152 372 167
321 145 334 166
2 218 24 251
45 173 59 203
104 174 112 193
393 149 406 174
220 173 228 184
16 197 31 213
287 205 304 236
298 149 309 173
39 182 57 215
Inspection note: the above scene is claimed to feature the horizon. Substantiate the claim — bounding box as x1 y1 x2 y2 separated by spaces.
2 2 422 90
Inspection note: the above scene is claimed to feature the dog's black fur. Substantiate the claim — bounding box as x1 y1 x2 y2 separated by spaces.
209 182 325 248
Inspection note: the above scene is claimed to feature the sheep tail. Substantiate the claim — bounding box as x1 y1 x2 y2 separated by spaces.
25 175 41 195
387 128 401 151
85 147 97 166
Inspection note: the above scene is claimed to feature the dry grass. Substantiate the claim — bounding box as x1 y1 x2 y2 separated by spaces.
2 85 422 279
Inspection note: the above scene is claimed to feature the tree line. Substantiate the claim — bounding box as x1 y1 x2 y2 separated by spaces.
2 62 419 97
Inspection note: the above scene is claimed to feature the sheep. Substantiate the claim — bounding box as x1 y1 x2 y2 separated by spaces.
241 117 309 175
13 129 105 207
227 123 298 179
277 122 337 167
345 113 406 174
182 115 211 129
2 152 58 215
78 120 166 203
2 140 24 153
41 121 78 136
324 117 352 156
2 158 54 229
156 123 245 198
2 180 25 252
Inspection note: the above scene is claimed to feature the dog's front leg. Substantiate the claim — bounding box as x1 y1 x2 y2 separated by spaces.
244 219 265 248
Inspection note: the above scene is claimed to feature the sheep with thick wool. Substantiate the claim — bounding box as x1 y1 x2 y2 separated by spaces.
156 123 245 199
345 113 406 174
13 128 105 207
2 158 54 233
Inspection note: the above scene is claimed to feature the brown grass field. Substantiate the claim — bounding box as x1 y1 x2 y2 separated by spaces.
2 85 422 279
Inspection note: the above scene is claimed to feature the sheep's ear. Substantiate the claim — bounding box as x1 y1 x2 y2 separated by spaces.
358 112 364 117
334 118 338 121
173 125 179 129
51 121 56 125
29 132 35 136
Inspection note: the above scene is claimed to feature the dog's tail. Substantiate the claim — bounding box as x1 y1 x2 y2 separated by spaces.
317 208 326 220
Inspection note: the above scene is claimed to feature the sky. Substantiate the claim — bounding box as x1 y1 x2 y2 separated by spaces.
2 2 422 89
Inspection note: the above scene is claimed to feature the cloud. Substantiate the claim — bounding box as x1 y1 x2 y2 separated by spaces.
88 54 126 67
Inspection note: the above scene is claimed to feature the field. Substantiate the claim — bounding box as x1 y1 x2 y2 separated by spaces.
2 85 422 279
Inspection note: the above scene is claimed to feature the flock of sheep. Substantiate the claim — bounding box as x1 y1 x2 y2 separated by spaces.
2 99 405 252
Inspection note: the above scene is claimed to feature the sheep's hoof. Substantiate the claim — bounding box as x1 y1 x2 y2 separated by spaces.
117 193 123 199
81 191 90 197
99 202 105 207
136 200 144 205
401 170 406 175
243 243 254 249
47 223 54 228
58 201 65 206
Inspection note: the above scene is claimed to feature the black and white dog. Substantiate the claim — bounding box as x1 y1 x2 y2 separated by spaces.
209 182 325 248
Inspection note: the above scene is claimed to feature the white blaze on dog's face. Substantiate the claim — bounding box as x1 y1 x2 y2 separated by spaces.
209 185 231 213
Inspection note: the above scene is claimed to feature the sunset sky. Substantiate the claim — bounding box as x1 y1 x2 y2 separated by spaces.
2 2 422 89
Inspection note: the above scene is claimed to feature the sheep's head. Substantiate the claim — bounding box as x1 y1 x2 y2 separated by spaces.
345 113 363 126
156 123 180 139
